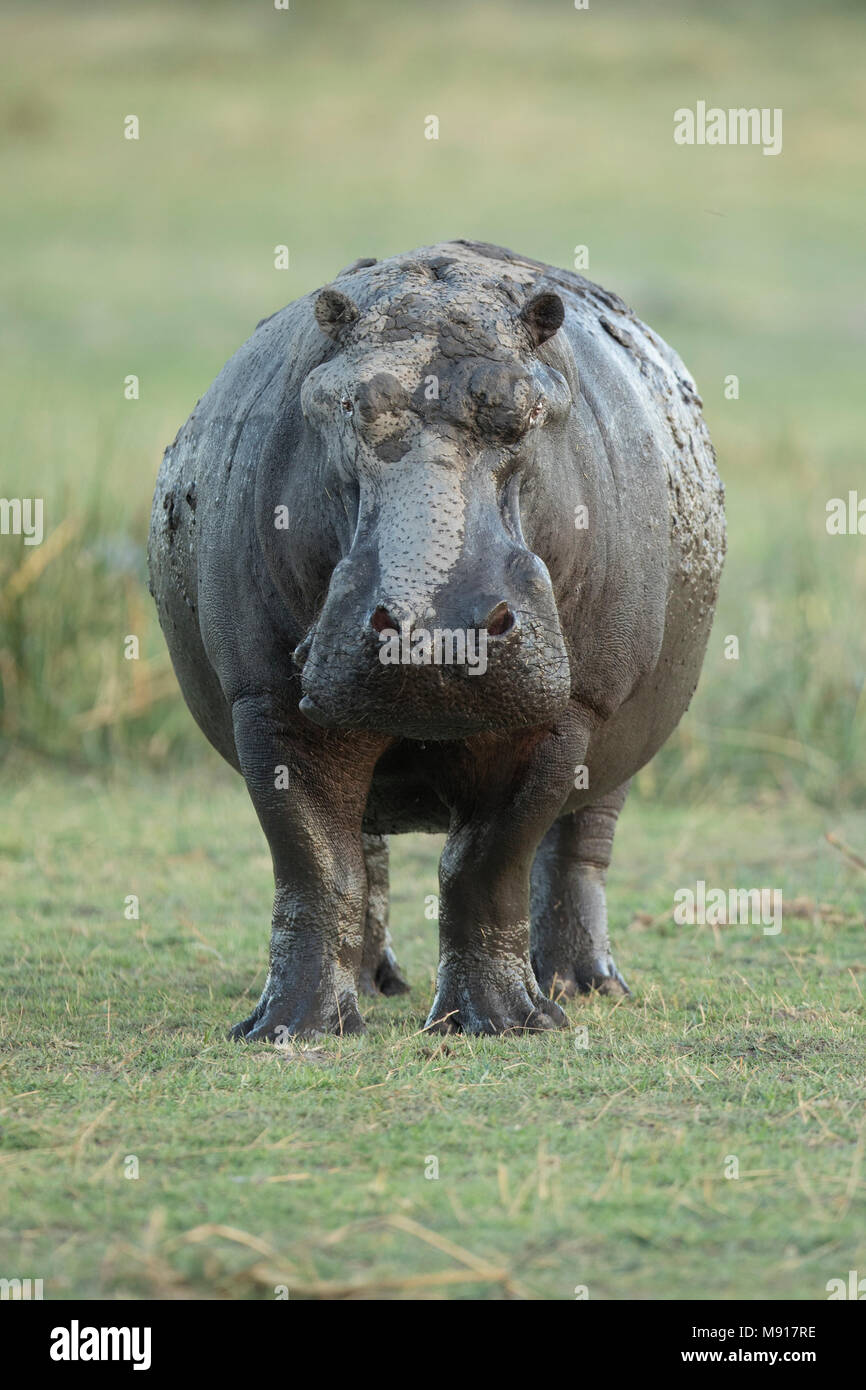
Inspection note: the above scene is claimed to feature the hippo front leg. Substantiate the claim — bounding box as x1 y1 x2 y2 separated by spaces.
530 783 631 999
229 696 389 1041
425 717 588 1036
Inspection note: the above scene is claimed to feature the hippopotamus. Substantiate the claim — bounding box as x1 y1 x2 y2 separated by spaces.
148 240 725 1039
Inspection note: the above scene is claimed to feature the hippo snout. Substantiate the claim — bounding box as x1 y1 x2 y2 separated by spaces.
297 556 571 739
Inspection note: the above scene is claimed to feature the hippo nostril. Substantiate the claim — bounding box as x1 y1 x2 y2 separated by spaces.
371 605 399 634
485 602 516 638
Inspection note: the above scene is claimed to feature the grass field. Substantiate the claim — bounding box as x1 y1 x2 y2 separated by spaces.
1 759 864 1299
1 1 864 1301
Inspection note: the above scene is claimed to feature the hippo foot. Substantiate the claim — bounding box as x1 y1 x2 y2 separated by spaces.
229 982 365 1042
534 953 630 1001
359 945 410 998
425 956 569 1036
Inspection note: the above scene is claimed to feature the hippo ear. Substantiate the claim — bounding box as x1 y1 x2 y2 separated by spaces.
314 288 360 339
519 290 565 347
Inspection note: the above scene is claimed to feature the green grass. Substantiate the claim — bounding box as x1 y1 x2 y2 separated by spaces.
1 759 864 1299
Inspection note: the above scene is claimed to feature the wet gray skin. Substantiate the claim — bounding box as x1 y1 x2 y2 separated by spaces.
148 241 726 1039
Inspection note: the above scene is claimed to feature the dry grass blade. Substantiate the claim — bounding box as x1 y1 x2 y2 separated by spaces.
245 1262 510 1299
385 1212 501 1276
0 516 80 611
165 1223 279 1258
825 832 866 874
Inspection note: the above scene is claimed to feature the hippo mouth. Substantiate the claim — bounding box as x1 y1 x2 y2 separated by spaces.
298 689 510 739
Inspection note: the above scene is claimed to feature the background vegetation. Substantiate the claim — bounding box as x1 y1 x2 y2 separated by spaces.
1 0 864 802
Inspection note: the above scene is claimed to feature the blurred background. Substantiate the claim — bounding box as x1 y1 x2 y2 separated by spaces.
1 0 864 805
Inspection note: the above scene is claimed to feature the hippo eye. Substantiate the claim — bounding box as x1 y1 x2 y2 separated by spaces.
340 393 354 416
528 397 545 426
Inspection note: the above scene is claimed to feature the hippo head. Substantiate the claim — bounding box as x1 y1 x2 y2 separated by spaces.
292 255 575 739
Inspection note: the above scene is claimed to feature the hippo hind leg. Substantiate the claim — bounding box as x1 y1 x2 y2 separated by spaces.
530 783 631 1001
358 834 410 998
